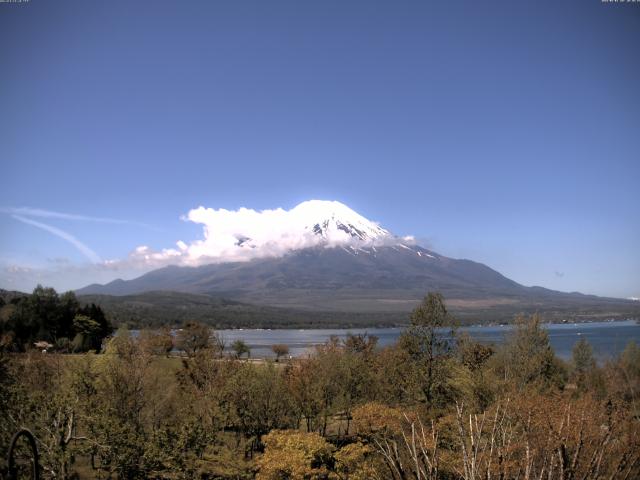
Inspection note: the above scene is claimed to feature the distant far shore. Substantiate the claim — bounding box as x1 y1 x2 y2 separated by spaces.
127 319 640 362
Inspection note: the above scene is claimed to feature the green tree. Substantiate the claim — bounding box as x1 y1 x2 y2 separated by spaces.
71 314 101 352
456 332 496 410
58 291 80 340
77 302 111 347
89 328 154 478
29 285 62 342
232 339 251 359
0 287 111 351
501 314 566 390
399 292 456 407
571 337 595 388
5 352 91 479
227 363 295 454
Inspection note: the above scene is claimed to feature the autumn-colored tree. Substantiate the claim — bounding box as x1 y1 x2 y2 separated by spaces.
286 357 325 432
372 345 422 404
334 442 381 480
344 332 378 356
605 340 640 416
455 333 497 410
452 394 640 480
176 322 217 357
256 430 334 479
271 343 289 362
365 406 440 480
351 402 404 438
138 326 174 356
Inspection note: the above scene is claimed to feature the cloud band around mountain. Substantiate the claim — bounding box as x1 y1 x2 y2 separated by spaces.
129 200 392 267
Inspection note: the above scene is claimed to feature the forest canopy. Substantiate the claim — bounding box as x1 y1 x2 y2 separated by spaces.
1 292 639 479
0 285 111 352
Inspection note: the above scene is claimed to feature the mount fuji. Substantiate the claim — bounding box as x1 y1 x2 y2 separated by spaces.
77 201 640 324
280 199 391 243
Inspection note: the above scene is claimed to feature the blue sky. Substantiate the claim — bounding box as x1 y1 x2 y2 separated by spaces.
1 0 638 298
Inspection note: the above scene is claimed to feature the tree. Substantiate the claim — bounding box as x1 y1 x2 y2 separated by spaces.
175 322 212 356
571 337 595 390
455 333 496 410
344 332 378 356
271 344 289 362
89 328 154 478
399 292 455 407
4 351 93 479
256 430 334 479
77 302 111 347
351 402 403 439
58 291 80 340
29 285 63 342
226 363 295 456
0 287 111 352
457 332 494 372
610 340 640 412
139 326 174 356
286 357 325 432
501 314 566 390
71 314 101 352
232 339 251 359
334 442 380 480
0 346 16 461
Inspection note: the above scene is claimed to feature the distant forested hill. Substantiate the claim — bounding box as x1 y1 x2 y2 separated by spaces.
76 291 408 329
4 286 638 332
77 289 639 329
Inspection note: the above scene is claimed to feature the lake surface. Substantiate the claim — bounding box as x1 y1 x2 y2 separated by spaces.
215 320 640 361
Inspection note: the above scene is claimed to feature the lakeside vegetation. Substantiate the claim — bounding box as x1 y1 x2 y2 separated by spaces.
1 291 639 479
2 288 409 332
4 287 636 337
74 290 640 329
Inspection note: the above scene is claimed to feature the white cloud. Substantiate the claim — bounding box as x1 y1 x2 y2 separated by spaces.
0 200 399 292
126 200 390 267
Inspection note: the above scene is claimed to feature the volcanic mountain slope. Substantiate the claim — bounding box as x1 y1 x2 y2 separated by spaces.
80 244 505 303
78 201 640 322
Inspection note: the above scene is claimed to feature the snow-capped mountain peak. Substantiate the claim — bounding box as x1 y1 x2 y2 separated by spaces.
292 200 390 243
129 200 395 267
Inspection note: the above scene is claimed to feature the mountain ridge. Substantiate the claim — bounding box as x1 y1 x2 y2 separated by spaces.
77 243 639 321
76 201 640 323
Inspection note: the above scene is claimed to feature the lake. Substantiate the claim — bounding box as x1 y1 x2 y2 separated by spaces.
214 320 640 361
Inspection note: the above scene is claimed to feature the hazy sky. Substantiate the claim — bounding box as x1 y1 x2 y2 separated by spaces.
1 0 638 298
